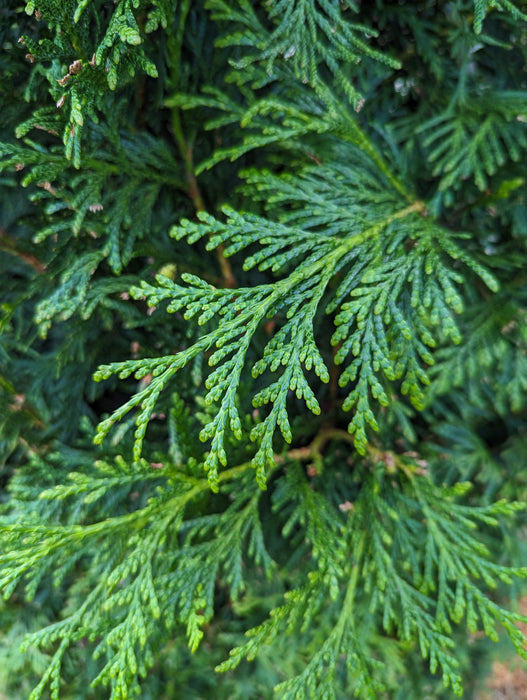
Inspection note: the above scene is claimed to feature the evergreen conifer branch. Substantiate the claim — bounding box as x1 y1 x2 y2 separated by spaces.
473 0 527 33
0 455 275 699
430 291 527 413
207 0 401 107
216 446 527 696
172 81 411 201
94 190 498 480
418 91 527 192
3 2 527 697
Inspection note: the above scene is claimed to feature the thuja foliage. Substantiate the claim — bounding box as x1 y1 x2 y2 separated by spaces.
2 1 527 698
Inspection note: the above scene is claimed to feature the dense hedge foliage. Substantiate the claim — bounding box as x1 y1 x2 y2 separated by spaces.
1 1 527 698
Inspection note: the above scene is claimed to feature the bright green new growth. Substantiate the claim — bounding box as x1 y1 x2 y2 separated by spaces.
2 1 527 699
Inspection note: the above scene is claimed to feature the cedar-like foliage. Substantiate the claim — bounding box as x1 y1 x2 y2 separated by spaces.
1 1 527 698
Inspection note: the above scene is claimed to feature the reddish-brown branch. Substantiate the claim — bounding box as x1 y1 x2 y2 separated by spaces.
171 113 236 289
0 227 46 273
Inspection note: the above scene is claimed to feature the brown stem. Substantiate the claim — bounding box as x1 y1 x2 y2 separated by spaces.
167 1 236 289
274 428 426 482
171 112 236 288
273 427 355 467
0 227 46 273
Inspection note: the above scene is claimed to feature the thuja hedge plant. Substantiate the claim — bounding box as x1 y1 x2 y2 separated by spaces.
2 1 527 698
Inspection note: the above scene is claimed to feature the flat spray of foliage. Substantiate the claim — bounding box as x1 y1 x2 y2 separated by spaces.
1 1 527 698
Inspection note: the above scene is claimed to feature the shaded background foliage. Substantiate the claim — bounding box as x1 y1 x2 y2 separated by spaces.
1 1 527 698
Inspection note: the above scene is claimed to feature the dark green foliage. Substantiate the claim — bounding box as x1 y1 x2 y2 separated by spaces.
2 1 527 698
